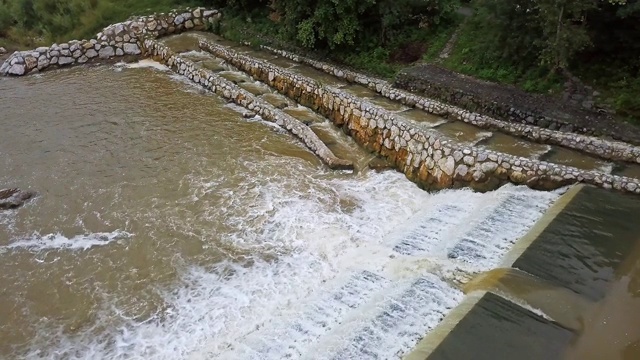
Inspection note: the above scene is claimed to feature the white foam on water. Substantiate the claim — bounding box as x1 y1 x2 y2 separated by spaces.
19 169 561 360
529 144 553 160
2 230 131 252
178 50 214 60
597 162 615 174
123 59 171 71
473 131 495 145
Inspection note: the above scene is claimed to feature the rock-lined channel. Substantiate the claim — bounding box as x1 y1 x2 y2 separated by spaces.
2 8 640 360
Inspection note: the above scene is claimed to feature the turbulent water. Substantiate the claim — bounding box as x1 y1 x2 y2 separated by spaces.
0 62 561 359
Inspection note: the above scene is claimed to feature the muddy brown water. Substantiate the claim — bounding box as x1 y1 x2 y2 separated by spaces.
0 59 564 359
614 163 640 179
398 109 448 128
2 32 637 360
478 132 551 159
172 33 622 172
433 120 493 146
542 146 612 173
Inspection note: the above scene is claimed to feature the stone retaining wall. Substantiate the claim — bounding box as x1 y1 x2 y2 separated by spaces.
260 46 640 165
0 8 221 76
142 39 352 170
200 40 640 194
393 66 640 146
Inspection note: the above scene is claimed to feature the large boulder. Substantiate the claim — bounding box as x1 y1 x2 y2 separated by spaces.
0 188 36 210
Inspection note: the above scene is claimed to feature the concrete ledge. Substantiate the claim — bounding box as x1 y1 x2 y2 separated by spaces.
142 40 352 170
259 46 640 165
200 40 640 194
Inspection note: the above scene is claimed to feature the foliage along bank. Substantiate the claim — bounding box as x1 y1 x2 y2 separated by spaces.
1 0 638 121
209 0 639 122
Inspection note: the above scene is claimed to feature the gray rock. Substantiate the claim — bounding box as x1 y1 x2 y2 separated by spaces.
185 20 194 29
58 57 74 65
78 55 89 63
0 188 36 210
116 48 124 56
9 56 24 65
37 56 49 70
455 164 469 177
203 10 218 18
481 161 498 173
115 23 126 35
72 49 83 58
86 49 98 58
8 64 25 75
123 43 140 55
0 47 6 55
98 46 115 59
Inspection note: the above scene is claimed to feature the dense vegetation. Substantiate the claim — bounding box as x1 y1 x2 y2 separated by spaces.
445 0 640 119
0 0 200 47
0 0 638 120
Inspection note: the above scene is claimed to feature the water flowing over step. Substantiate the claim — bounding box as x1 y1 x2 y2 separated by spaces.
168 40 376 173
207 272 462 360
210 271 391 359
257 44 640 167
325 275 461 360
389 186 558 273
406 185 640 360
197 37 640 193
144 39 353 170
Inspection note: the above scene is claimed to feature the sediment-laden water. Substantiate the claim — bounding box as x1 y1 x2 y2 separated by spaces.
0 61 566 359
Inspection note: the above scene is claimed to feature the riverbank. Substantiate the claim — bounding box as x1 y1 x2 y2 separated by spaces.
212 11 640 139
4 9 640 195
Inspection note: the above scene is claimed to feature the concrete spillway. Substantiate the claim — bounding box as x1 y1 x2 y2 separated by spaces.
406 184 640 360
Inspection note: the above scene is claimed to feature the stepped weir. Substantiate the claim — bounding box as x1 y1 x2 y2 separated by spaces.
2 8 640 360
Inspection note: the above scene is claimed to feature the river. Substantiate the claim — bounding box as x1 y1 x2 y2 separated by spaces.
0 55 614 359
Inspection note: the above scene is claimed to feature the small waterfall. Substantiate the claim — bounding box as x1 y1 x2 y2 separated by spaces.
463 268 592 331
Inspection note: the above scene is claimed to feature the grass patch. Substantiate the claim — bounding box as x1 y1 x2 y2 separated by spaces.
440 19 562 94
0 0 202 49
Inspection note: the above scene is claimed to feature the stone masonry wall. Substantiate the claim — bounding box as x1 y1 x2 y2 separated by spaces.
0 8 221 76
260 46 640 166
393 67 640 146
200 39 640 195
142 39 352 171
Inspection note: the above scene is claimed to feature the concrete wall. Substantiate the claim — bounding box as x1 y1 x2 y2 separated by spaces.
200 40 640 195
0 8 221 76
142 39 352 170
260 46 640 166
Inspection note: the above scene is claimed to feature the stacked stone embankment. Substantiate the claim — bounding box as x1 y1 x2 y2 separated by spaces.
199 39 640 194
394 66 640 145
260 46 640 165
142 39 352 170
0 8 221 76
